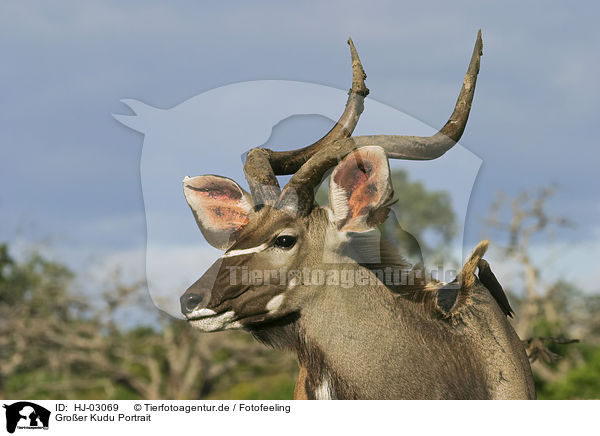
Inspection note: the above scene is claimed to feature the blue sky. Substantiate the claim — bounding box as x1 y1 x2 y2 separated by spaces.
1 1 599 312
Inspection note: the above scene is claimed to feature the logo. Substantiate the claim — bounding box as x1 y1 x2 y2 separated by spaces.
3 402 50 434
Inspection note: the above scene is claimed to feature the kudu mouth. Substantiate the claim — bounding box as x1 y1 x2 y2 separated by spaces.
181 292 236 332
186 310 240 332
180 251 290 331
181 281 241 331
180 258 220 317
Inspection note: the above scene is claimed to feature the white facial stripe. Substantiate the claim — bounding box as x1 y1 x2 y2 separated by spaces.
266 294 284 312
288 276 300 289
221 242 270 258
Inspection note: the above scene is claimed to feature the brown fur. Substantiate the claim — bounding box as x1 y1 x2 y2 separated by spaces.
183 156 534 399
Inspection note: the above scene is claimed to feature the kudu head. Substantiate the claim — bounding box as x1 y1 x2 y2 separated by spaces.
180 31 483 333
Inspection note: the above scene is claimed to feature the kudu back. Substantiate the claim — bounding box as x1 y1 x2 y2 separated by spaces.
180 31 535 399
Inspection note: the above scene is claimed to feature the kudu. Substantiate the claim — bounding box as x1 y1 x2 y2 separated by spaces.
180 31 535 399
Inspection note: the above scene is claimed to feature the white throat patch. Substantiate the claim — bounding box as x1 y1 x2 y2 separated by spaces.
314 377 332 400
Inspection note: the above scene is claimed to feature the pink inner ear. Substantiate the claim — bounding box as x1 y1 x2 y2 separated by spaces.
333 156 384 218
196 182 243 201
337 161 371 189
184 175 253 236
191 189 250 231
350 181 379 217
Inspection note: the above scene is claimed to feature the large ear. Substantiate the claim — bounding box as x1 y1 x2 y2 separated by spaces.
183 175 254 250
329 146 393 232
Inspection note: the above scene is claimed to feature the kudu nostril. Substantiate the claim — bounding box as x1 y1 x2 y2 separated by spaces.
181 260 222 316
181 293 205 314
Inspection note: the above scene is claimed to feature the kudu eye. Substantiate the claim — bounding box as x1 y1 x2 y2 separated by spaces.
274 235 297 249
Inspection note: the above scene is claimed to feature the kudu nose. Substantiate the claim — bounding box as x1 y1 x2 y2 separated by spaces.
181 293 205 313
180 258 223 317
180 286 211 316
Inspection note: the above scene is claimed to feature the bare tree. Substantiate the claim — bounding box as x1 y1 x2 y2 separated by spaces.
485 186 572 337
484 187 583 383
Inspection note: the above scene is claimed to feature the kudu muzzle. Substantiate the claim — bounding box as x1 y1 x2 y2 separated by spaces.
180 258 223 317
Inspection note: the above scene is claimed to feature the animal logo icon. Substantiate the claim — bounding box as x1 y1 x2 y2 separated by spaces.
3 402 50 433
